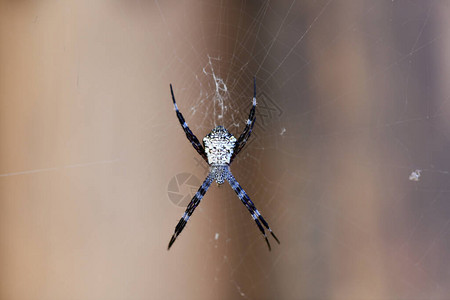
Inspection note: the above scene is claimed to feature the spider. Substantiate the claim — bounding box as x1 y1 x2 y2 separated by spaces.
167 79 280 251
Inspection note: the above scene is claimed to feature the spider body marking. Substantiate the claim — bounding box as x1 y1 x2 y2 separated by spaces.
203 126 236 184
203 125 236 166
168 79 279 250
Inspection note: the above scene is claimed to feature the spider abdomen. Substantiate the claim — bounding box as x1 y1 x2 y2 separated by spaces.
203 126 236 165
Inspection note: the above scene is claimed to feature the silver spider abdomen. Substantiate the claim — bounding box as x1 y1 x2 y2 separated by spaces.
203 126 236 165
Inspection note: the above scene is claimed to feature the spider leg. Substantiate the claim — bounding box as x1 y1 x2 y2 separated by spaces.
170 84 208 162
168 173 214 250
230 78 257 162
226 171 280 250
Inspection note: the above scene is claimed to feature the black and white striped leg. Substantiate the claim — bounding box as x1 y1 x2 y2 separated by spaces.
231 78 257 162
170 84 208 162
226 171 280 250
168 174 214 250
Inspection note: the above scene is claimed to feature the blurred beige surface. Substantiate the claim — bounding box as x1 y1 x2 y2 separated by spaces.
1 1 450 299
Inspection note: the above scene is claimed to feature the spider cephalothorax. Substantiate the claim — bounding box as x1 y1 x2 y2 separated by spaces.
167 79 279 250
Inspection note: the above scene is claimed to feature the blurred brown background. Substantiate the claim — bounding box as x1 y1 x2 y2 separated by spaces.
1 0 450 299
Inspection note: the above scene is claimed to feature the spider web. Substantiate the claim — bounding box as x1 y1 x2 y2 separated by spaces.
147 0 450 299
0 0 449 299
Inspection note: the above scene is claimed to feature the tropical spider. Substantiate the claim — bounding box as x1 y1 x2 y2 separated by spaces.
167 79 280 250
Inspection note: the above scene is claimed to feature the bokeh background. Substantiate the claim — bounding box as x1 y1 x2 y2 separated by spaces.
1 0 450 299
